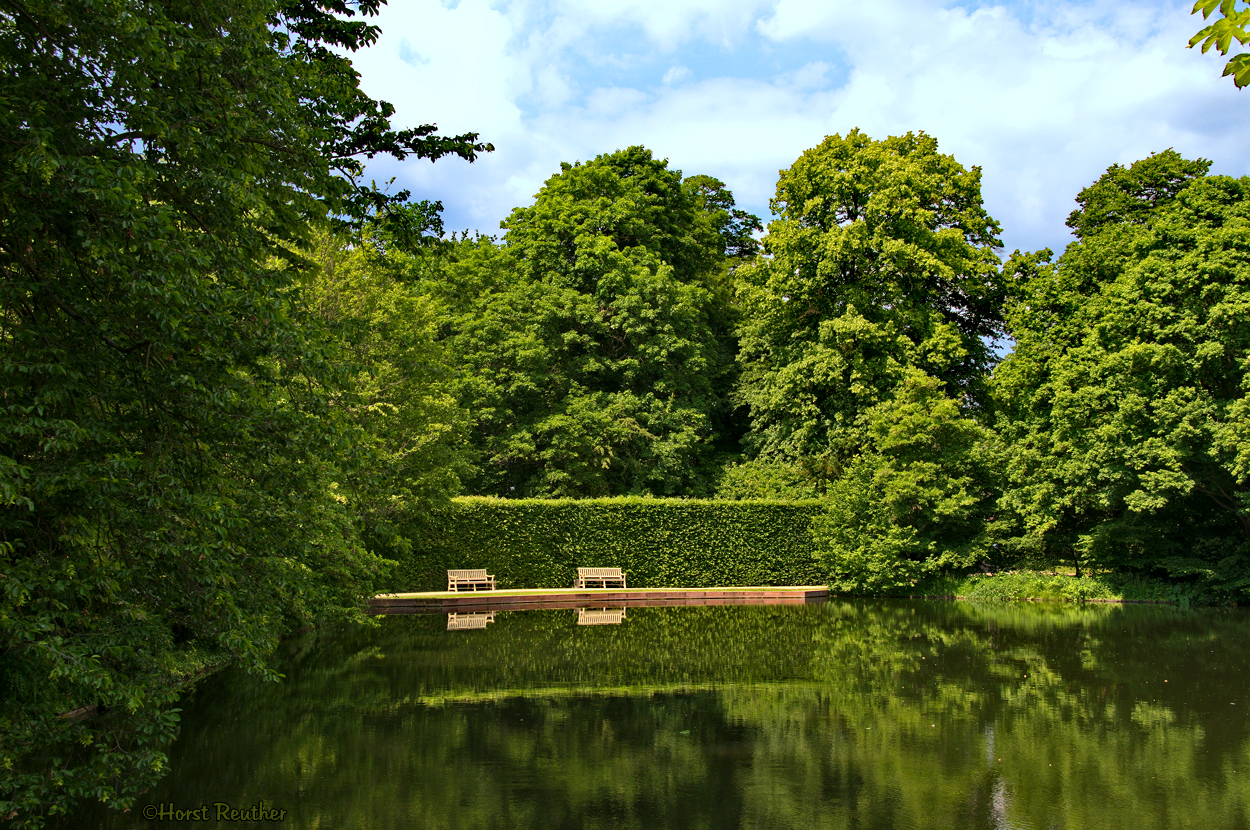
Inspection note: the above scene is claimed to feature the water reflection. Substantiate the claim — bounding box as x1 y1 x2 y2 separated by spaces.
60 601 1250 829
577 607 627 625
446 611 496 630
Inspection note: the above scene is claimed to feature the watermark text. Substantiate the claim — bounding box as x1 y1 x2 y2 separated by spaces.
140 801 286 822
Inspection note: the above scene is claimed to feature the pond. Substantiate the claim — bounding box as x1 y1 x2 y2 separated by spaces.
63 600 1250 829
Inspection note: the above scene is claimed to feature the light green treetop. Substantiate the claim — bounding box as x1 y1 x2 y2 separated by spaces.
424 148 755 497
305 212 470 555
734 129 1007 469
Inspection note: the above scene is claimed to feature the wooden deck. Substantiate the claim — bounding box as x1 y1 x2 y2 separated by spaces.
370 586 829 614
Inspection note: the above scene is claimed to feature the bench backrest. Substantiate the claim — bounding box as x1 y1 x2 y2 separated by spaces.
577 567 623 578
448 569 490 580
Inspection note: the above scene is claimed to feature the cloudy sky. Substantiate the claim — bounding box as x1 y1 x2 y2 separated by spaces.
348 0 1248 257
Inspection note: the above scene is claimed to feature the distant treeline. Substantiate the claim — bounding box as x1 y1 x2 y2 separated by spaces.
359 137 1248 601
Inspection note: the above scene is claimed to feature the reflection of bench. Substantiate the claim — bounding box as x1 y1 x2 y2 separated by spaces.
577 608 626 626
574 567 627 589
447 612 496 630
447 569 496 591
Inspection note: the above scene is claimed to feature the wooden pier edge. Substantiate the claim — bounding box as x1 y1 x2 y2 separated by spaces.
369 586 830 614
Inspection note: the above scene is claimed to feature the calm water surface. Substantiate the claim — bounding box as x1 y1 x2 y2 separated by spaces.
67 600 1250 829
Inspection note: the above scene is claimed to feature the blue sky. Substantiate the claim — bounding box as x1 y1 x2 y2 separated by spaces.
349 0 1249 256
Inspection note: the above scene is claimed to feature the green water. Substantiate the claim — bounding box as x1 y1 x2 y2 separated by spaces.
66 600 1250 829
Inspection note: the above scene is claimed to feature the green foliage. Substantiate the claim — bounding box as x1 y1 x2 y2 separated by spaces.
501 145 725 286
0 1 486 824
1064 151 1213 240
715 459 818 500
1190 0 1250 88
914 570 1216 604
304 218 469 558
391 497 826 591
994 150 1250 599
812 370 999 593
422 148 756 497
682 174 764 263
734 129 1007 469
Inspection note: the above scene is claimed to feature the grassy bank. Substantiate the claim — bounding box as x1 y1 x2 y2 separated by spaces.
907 570 1219 606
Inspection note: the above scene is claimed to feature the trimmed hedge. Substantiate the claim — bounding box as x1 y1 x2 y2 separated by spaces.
389 497 827 592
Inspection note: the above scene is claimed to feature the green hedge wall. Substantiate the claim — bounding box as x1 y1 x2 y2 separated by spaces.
389 497 827 592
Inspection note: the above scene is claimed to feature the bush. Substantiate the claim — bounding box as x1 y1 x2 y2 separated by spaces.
811 371 998 593
390 497 826 591
911 570 1220 605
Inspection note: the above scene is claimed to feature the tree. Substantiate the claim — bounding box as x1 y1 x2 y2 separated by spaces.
994 151 1250 596
1190 0 1250 89
0 1 487 824
304 210 469 559
733 130 1007 474
427 148 757 497
682 174 763 263
812 370 997 593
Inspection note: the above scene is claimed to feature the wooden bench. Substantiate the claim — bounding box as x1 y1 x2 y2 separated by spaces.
573 567 627 589
447 569 496 591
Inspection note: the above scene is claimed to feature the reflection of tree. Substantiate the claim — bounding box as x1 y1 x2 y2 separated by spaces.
57 603 1250 829
788 601 1250 829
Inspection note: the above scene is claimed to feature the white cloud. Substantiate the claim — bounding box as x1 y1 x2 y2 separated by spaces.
553 0 774 49
350 0 526 138
352 0 1250 254
662 65 691 85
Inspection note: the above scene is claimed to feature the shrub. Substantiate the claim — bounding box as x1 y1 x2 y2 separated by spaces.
913 570 1220 605
811 371 998 593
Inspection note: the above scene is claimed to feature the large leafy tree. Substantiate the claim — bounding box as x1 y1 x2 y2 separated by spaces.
429 148 756 497
994 151 1250 595
734 130 1007 474
0 1 487 824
